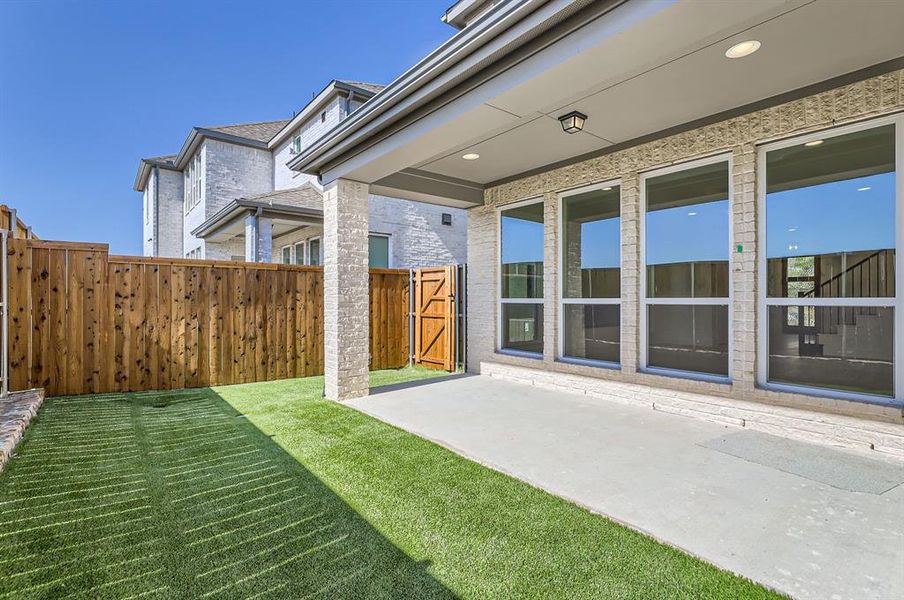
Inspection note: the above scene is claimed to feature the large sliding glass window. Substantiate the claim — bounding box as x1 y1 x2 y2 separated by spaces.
762 121 899 399
642 158 730 379
500 200 544 355
560 183 620 364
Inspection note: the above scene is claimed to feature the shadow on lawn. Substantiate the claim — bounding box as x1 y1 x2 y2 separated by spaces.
0 388 455 599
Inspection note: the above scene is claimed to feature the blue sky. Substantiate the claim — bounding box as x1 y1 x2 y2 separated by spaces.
766 173 895 258
0 0 452 254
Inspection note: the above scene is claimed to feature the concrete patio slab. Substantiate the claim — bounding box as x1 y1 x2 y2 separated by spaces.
351 375 904 600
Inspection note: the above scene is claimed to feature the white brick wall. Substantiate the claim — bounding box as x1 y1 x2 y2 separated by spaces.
273 97 344 191
156 169 184 258
143 168 184 258
368 195 467 267
468 69 904 436
142 171 155 257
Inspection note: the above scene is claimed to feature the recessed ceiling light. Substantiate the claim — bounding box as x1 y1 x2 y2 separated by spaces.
857 186 871 192
804 140 824 147
788 227 798 232
687 211 698 216
602 187 613 191
725 40 761 59
462 153 480 160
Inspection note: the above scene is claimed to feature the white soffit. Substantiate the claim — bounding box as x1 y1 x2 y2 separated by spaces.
411 0 904 185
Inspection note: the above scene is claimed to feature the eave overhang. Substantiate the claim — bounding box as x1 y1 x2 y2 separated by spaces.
190 199 323 239
287 0 586 176
268 80 382 150
133 157 180 192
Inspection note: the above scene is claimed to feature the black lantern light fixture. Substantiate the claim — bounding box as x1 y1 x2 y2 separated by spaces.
558 111 587 134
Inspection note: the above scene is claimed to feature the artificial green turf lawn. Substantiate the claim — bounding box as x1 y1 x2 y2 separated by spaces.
0 367 780 599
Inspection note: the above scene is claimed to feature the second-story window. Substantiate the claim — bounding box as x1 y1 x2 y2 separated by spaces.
184 170 190 213
194 154 202 206
291 135 302 154
184 153 202 213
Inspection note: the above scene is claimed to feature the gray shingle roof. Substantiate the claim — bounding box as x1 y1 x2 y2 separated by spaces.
143 154 177 166
242 186 324 212
204 119 292 143
337 81 385 95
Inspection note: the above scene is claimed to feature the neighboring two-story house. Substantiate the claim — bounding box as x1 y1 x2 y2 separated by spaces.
134 80 467 268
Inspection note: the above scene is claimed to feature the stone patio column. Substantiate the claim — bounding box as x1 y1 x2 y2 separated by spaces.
323 178 370 401
244 213 273 263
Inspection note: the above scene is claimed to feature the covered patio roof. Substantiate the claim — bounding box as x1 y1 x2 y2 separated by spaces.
289 0 904 205
191 189 323 243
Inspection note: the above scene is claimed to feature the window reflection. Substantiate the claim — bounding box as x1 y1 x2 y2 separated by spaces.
501 201 545 355
501 203 544 299
502 304 543 354
764 124 897 397
562 187 620 298
646 162 729 299
768 306 893 397
563 304 619 363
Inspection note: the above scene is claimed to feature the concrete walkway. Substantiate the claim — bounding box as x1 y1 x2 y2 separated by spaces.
350 375 904 600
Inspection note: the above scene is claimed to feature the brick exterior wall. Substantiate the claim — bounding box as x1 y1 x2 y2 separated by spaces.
156 169 184 258
142 171 154 256
147 89 467 266
467 68 904 449
368 195 467 267
270 194 467 268
143 168 184 258
273 97 345 191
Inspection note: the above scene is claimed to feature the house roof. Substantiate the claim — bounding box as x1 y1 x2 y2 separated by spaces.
133 154 181 192
190 190 324 239
242 186 324 212
134 80 385 192
204 119 292 143
335 81 385 95
286 0 544 178
143 154 178 167
267 79 386 149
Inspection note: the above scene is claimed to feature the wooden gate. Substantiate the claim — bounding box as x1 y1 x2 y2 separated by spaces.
412 266 459 371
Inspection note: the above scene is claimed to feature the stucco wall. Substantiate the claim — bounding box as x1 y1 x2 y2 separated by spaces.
468 68 904 428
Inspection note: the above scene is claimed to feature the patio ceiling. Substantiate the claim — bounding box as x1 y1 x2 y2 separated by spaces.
296 0 904 205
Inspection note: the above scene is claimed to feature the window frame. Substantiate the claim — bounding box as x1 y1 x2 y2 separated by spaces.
307 237 321 265
497 196 545 359
293 241 305 265
639 152 734 384
368 233 392 268
557 179 622 369
281 245 293 265
756 114 903 404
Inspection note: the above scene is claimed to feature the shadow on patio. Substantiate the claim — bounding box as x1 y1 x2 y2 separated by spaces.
0 386 454 599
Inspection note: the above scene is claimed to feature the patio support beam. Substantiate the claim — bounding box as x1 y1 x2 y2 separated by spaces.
323 178 370 401
244 212 273 263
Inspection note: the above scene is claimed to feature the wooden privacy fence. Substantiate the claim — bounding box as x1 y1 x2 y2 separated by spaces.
1 205 36 240
6 239 409 396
